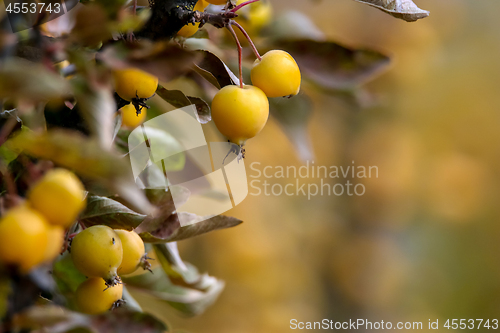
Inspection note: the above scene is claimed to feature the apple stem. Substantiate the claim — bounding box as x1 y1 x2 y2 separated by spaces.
230 20 262 61
125 0 138 42
230 0 260 13
226 24 244 89
132 0 137 15
0 115 17 147
0 167 17 198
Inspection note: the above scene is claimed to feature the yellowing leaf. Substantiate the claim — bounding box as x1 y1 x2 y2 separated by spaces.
0 59 70 101
8 130 155 215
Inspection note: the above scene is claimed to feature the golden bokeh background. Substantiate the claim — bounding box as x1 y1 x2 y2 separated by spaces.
135 0 500 331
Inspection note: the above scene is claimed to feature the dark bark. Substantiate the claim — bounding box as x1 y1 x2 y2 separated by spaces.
137 0 198 40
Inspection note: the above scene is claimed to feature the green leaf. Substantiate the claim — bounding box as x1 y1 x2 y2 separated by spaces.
156 87 211 123
125 269 225 317
186 96 210 124
124 243 225 316
192 66 221 89
155 278 224 317
0 59 70 101
52 253 87 310
0 144 19 165
193 50 237 89
139 212 242 243
154 243 197 283
269 39 390 91
128 126 186 181
122 287 143 313
145 187 190 217
137 213 181 244
269 94 314 161
353 0 429 22
80 195 147 230
12 305 168 333
162 213 242 242
156 88 190 109
135 187 188 242
8 129 155 215
0 110 23 164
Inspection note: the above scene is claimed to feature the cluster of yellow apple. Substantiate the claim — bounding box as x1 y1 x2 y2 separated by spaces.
71 225 150 314
112 0 301 147
212 50 301 145
177 0 302 146
0 169 86 272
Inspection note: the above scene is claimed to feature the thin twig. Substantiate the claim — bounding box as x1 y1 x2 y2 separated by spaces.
78 220 86 230
132 0 137 15
194 10 237 29
226 24 244 88
62 221 81 254
127 0 138 42
0 168 17 197
0 117 18 147
17 154 39 185
0 162 21 209
231 20 261 61
61 232 71 254
230 0 260 13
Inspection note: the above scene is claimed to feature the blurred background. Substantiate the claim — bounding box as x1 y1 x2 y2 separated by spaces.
134 0 500 331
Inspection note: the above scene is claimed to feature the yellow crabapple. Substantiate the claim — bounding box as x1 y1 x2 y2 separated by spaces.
0 205 49 272
75 277 123 314
120 103 147 129
251 50 301 98
115 229 149 275
42 226 65 263
28 168 86 228
71 225 123 287
211 84 269 145
113 68 158 102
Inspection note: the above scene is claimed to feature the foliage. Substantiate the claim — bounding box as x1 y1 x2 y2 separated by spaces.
0 0 429 331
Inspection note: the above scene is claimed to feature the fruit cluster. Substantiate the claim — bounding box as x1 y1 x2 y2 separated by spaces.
176 0 302 147
213 57 300 146
212 49 301 146
0 169 86 272
113 0 302 148
71 226 151 314
0 168 151 315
